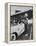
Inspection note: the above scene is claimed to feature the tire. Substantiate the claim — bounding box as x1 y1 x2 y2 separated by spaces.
12 32 18 40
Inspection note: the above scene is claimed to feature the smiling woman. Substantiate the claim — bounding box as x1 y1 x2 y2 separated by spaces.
5 3 36 43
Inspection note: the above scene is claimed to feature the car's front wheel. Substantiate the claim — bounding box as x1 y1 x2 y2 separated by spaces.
11 33 16 40
11 32 18 40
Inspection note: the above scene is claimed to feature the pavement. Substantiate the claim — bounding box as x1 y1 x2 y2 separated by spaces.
16 32 33 40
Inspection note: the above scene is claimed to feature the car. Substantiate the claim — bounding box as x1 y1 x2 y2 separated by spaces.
10 22 25 40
